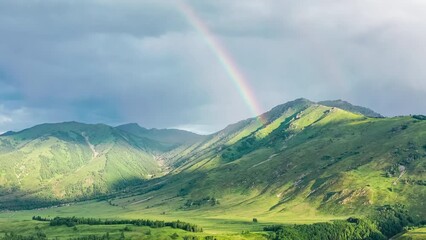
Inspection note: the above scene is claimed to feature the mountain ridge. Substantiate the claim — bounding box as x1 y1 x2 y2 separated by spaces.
0 98 382 138
319 99 383 118
116 122 206 148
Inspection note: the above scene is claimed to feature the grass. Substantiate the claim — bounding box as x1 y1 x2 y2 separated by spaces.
0 192 347 240
0 220 236 240
0 198 342 233
394 227 426 240
0 205 270 239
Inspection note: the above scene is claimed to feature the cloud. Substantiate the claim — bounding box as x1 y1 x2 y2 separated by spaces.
0 0 425 133
172 124 220 135
0 115 12 125
0 105 32 133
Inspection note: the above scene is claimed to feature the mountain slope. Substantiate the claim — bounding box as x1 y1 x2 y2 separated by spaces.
104 99 425 221
0 122 168 209
0 98 424 223
165 98 314 168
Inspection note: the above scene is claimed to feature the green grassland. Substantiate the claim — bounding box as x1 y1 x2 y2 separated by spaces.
0 198 338 239
0 220 264 240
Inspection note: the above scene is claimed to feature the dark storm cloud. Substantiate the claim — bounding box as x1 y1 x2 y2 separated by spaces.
0 0 213 132
0 0 425 133
0 0 187 38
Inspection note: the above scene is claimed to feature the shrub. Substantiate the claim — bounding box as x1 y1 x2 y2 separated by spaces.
413 115 426 120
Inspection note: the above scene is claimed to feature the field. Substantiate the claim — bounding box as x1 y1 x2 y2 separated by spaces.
0 197 346 239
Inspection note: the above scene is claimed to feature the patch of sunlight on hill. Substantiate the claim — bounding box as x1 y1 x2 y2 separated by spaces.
226 121 263 145
255 115 287 139
289 105 330 130
315 108 365 126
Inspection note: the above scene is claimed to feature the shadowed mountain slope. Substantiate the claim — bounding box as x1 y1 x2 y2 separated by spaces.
116 123 206 150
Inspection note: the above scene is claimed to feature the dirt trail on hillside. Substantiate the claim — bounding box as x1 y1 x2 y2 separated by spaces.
250 153 278 169
130 196 153 205
82 132 99 159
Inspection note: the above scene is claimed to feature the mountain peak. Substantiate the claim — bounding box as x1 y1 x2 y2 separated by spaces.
318 99 383 118
261 98 314 123
116 123 147 130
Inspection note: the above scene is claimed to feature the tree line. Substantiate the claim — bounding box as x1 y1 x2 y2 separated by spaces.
264 218 385 240
371 204 420 237
264 204 424 240
32 216 203 232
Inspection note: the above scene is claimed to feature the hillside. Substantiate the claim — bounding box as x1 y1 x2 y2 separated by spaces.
97 98 426 222
0 99 424 239
1 99 424 215
0 122 202 209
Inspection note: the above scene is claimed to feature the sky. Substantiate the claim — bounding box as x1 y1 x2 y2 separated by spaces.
1 0 426 134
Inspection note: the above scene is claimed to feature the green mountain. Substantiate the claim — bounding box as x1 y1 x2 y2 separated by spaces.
0 122 204 209
105 98 425 220
0 99 425 222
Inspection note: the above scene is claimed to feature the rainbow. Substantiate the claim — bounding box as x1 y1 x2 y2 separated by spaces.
177 1 267 125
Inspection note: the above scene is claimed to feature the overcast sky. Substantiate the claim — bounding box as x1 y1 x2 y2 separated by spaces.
1 0 426 134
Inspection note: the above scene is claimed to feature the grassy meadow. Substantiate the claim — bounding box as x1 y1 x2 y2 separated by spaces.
0 193 349 239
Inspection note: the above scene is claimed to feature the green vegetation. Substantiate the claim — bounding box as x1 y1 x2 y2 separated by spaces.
264 218 385 240
184 197 220 208
264 206 423 240
0 207 421 240
0 98 425 239
2 232 48 240
0 215 263 239
0 122 203 210
412 115 426 121
33 216 202 232
394 227 426 240
371 205 417 237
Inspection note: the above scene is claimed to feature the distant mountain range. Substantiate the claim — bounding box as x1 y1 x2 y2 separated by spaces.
0 98 424 220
